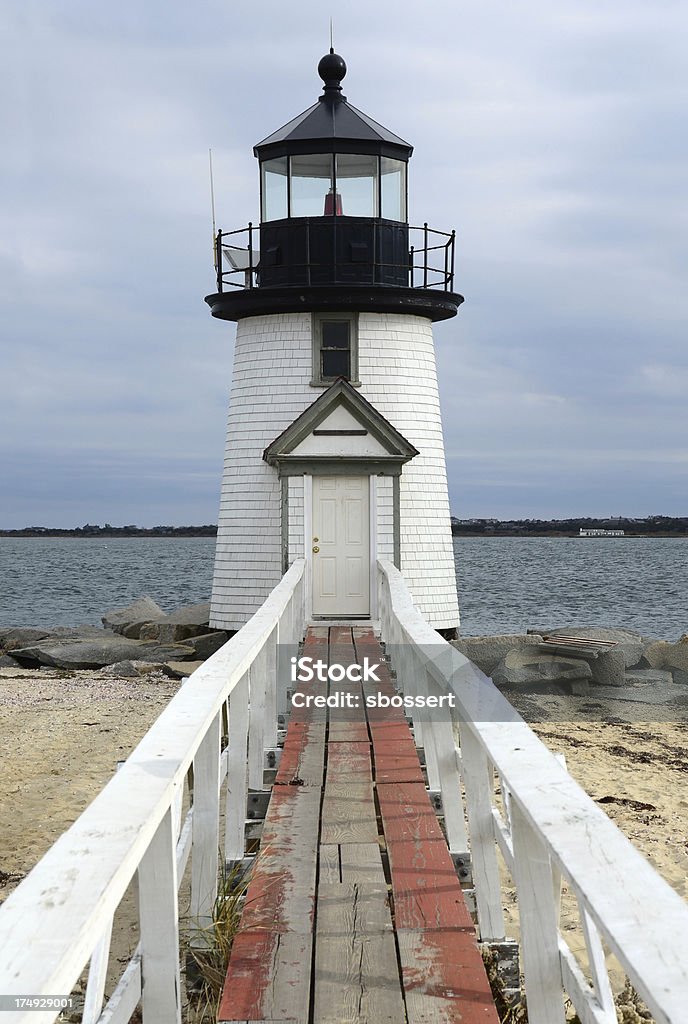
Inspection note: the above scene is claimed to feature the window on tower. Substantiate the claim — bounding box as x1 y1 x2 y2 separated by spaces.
311 313 359 387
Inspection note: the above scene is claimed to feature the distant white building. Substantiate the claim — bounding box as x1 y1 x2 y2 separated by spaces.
579 528 625 537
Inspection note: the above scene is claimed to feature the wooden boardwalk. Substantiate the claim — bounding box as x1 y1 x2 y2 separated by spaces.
217 625 498 1024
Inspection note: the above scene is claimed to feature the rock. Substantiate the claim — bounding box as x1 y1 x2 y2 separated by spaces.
493 650 592 690
137 602 213 642
624 668 675 687
164 660 205 679
0 627 53 651
166 602 211 626
0 653 23 668
184 631 230 660
589 648 626 687
99 660 140 678
451 635 544 676
642 641 688 677
102 597 167 635
10 636 196 670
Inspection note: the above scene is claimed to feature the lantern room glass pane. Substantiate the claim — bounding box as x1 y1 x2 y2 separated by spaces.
381 157 407 221
335 154 378 217
291 154 334 217
261 157 288 221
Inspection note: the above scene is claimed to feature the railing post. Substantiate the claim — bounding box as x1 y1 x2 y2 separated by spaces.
248 221 254 288
264 624 278 749
82 918 114 1024
423 222 428 288
225 673 250 865
409 244 414 287
138 807 182 1024
459 725 506 942
216 230 223 293
191 711 221 935
248 645 269 791
510 800 566 1024
450 229 456 289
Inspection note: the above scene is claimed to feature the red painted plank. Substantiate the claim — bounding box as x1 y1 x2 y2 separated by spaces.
376 782 446 843
398 928 500 1023
373 740 425 785
386 837 474 930
217 928 309 1023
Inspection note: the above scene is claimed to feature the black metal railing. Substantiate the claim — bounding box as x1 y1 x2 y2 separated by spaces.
213 220 456 294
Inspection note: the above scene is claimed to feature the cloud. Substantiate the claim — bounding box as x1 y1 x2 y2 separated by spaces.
1 0 687 527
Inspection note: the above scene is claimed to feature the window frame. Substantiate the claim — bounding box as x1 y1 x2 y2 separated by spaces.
310 312 360 388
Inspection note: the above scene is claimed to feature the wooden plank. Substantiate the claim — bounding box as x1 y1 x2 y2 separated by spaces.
314 883 405 1024
373 739 425 785
326 741 373 783
328 721 369 742
275 721 326 787
320 844 387 887
217 929 310 1024
240 786 320 933
376 782 446 844
397 929 499 1024
340 843 387 886
321 782 379 845
386 838 474 930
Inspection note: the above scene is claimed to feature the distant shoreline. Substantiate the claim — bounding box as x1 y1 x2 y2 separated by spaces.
1 529 686 539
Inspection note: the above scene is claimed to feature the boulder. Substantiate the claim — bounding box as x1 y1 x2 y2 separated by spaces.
0 627 53 651
99 660 179 679
0 653 23 668
589 648 626 688
166 602 211 626
493 650 592 691
451 635 544 676
624 668 675 687
10 636 196 670
642 641 688 678
184 631 230 660
136 602 213 643
102 597 167 635
164 660 205 679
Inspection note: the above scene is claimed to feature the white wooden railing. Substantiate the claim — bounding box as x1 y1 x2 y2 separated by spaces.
378 558 688 1024
0 561 305 1024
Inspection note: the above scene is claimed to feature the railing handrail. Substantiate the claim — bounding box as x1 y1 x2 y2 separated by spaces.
214 221 456 293
0 560 305 1021
377 558 688 1024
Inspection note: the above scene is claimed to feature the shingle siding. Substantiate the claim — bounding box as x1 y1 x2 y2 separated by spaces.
210 311 459 631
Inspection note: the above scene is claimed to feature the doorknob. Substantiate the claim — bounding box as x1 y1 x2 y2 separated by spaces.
312 545 320 553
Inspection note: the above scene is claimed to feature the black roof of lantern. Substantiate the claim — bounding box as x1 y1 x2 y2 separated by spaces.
254 50 413 162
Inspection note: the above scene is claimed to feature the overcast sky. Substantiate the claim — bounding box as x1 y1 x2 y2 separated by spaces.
2 0 686 527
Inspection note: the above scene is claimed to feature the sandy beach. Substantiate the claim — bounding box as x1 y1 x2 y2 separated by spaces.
1 667 686 1018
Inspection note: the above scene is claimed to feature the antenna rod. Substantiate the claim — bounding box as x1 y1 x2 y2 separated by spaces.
209 147 217 268
329 16 334 52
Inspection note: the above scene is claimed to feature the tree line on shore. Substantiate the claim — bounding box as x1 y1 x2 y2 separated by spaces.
451 515 688 536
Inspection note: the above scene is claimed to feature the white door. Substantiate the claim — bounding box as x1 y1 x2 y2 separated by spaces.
312 476 370 617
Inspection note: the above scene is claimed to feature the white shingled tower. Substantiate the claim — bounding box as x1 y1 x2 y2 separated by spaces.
205 51 462 636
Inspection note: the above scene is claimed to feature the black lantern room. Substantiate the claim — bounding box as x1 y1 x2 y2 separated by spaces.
206 51 463 322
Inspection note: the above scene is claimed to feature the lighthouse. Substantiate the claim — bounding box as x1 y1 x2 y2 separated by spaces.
205 51 463 636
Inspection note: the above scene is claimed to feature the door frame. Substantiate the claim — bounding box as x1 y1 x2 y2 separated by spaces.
304 473 378 621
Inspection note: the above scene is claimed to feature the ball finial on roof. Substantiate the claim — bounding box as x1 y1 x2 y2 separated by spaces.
318 48 347 98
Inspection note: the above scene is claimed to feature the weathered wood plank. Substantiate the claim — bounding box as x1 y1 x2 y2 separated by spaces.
314 883 405 1024
397 928 500 1024
217 929 310 1023
376 782 446 844
372 739 425 784
321 782 379 845
386 837 474 930
326 741 373 783
240 786 320 933
319 844 387 887
328 721 370 742
275 721 326 787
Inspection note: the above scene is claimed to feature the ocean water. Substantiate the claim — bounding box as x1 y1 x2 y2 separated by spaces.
0 536 685 640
